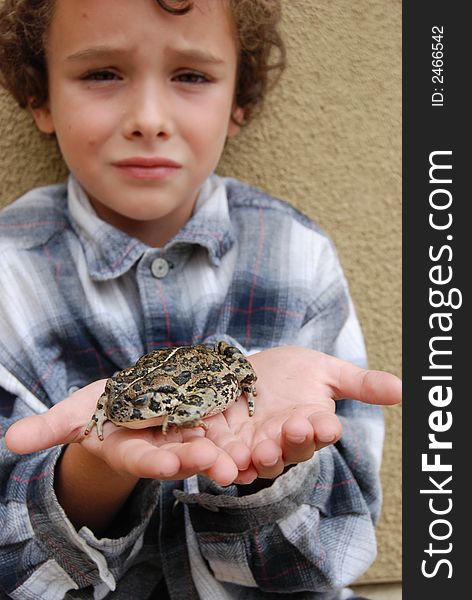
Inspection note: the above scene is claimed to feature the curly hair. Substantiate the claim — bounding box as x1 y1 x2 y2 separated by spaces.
0 0 285 125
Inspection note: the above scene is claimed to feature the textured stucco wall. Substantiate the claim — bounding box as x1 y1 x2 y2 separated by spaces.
0 0 401 584
220 1 402 582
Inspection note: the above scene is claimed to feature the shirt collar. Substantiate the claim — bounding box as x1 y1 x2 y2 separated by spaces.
169 175 235 265
67 174 235 281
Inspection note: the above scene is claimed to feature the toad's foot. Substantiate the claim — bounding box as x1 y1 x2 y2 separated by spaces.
84 394 108 441
161 413 209 436
242 385 256 416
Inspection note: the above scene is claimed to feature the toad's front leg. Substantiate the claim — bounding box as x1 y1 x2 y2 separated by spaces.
84 394 109 441
161 391 219 435
162 404 208 435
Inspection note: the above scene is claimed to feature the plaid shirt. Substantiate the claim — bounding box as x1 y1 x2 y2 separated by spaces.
0 175 384 600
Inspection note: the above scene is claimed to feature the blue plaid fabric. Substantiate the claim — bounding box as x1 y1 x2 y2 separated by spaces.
0 175 384 599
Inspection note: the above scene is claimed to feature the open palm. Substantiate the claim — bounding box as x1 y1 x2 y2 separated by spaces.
6 346 401 486
203 346 400 482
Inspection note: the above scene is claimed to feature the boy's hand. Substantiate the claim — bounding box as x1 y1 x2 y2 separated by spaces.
6 346 401 488
202 346 402 484
5 380 239 486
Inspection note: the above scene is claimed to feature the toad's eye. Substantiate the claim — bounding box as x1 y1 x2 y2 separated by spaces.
82 70 120 81
173 71 210 84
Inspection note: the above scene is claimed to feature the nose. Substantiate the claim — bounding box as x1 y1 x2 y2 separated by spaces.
122 80 173 141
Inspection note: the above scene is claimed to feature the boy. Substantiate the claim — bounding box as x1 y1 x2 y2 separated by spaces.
0 1 400 598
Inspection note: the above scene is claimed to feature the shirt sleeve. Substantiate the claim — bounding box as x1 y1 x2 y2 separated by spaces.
0 368 161 599
175 237 385 595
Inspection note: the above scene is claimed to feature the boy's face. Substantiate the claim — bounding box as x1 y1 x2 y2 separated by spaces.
32 0 241 246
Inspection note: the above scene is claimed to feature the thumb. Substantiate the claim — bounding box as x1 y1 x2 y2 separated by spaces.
333 361 402 406
5 380 106 454
5 414 75 455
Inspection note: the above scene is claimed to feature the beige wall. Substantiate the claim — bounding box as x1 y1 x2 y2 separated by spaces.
0 0 401 584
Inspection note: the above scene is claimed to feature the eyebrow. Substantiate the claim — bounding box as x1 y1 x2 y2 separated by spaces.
66 45 226 65
65 46 130 62
169 47 226 65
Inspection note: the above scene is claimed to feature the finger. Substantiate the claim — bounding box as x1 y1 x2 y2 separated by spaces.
308 411 343 450
281 416 315 464
105 435 220 480
235 465 259 485
330 359 402 406
202 450 239 486
103 436 182 479
130 448 181 479
205 422 252 471
220 441 251 471
251 439 284 479
162 437 220 474
167 441 239 487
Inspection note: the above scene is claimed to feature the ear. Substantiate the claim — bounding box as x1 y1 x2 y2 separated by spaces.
29 102 56 134
227 106 244 138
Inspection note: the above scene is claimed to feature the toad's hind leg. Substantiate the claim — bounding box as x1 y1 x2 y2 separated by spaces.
84 394 108 441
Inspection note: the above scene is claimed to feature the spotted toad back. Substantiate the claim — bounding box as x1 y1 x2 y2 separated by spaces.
85 341 257 440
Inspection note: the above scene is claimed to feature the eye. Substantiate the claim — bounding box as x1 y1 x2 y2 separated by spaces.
173 71 210 84
81 69 121 82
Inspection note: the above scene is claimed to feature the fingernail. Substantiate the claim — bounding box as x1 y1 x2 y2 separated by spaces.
199 461 217 471
261 457 279 467
159 465 179 478
288 434 306 444
317 432 336 443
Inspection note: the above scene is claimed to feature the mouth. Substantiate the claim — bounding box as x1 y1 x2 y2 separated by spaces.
112 157 182 180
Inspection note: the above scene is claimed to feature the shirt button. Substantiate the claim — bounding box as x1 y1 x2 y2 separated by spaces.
151 257 170 279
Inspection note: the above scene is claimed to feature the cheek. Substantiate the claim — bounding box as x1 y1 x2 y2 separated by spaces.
54 127 101 180
62 99 115 141
182 111 231 157
86 137 99 148
58 120 107 163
